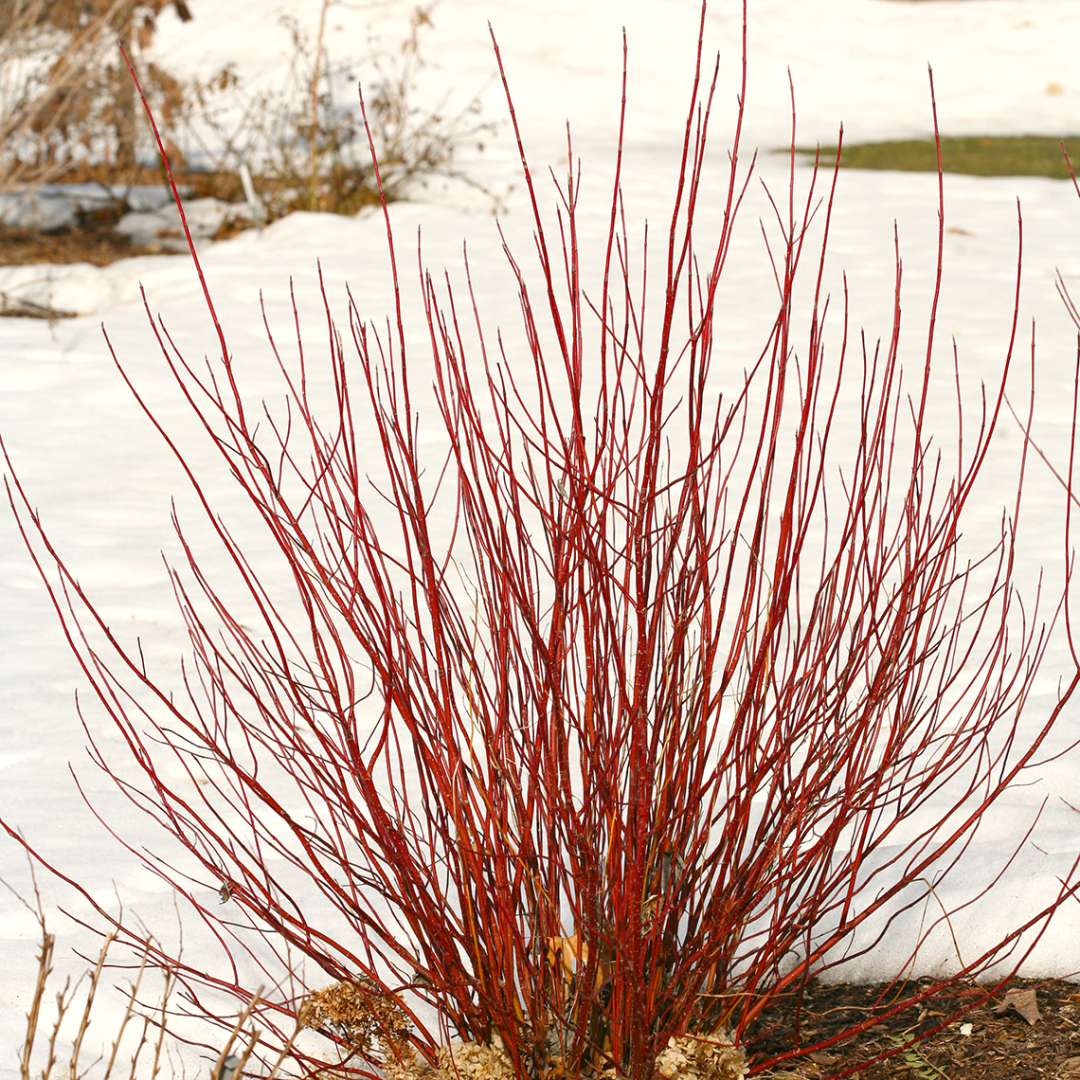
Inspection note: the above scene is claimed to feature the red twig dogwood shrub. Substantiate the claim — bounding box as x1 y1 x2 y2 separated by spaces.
5 4 1080 1078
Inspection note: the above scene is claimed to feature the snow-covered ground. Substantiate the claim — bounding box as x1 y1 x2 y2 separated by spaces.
3 0 1080 1072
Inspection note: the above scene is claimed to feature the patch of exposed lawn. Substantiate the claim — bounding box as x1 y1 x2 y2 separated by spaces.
795 135 1080 181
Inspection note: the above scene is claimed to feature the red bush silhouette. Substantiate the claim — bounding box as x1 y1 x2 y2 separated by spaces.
6 5 1080 1077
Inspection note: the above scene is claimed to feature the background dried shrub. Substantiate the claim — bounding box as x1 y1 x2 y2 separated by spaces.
188 1 496 221
0 0 206 189
0 0 493 258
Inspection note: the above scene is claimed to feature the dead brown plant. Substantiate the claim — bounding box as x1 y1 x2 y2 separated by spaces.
0 1 208 191
8 865 281 1080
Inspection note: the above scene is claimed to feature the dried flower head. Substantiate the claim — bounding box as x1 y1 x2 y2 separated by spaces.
383 1041 516 1080
597 1030 746 1080
654 1031 747 1080
437 1042 516 1080
298 977 410 1053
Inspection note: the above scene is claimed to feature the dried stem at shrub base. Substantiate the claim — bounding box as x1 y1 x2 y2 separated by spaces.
5 1 1080 1078
379 1033 746 1080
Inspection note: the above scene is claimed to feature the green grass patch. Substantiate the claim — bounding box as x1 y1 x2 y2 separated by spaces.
795 134 1080 180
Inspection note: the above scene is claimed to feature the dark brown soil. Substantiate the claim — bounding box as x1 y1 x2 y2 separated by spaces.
0 216 144 267
750 978 1080 1078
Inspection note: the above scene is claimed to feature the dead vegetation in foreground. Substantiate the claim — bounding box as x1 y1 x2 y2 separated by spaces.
18 919 1080 1080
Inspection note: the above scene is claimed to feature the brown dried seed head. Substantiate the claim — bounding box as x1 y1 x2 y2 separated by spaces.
298 977 410 1052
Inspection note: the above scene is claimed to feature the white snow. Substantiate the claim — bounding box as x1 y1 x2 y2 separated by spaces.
3 0 1080 1072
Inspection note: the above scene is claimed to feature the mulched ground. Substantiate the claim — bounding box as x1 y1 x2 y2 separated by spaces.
750 978 1080 1078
